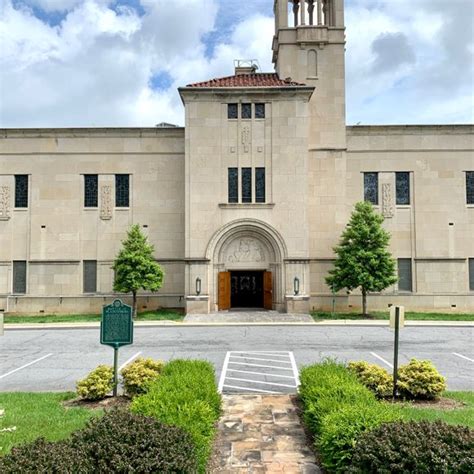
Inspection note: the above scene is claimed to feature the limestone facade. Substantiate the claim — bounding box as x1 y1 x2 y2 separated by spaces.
0 0 473 314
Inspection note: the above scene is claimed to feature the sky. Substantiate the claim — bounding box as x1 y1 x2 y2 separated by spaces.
0 0 473 127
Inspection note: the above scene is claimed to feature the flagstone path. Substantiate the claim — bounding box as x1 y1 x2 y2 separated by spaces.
213 394 320 473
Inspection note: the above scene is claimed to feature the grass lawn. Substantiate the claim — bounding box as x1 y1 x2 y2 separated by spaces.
0 392 100 454
401 392 474 429
311 311 474 321
4 309 184 324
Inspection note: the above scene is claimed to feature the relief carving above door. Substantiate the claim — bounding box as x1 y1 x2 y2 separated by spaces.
226 238 266 263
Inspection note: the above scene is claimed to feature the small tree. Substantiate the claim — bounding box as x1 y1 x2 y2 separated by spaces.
326 201 397 317
113 224 164 318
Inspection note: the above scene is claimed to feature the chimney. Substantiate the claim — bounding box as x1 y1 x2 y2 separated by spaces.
234 59 259 76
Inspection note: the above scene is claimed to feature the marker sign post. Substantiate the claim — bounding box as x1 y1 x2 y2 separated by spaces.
390 305 405 400
100 300 133 396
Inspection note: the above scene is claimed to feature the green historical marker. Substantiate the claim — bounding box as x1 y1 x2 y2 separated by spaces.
101 299 133 396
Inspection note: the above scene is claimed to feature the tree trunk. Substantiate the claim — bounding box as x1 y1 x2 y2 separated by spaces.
362 288 368 317
132 291 137 319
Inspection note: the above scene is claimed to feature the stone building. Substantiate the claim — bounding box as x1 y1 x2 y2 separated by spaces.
1 0 473 315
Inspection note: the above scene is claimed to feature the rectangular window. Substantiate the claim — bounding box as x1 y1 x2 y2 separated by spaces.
228 168 238 203
241 103 252 119
469 258 474 291
15 175 28 208
83 260 97 293
84 174 98 208
255 103 265 119
242 168 252 203
364 172 379 205
115 174 130 207
228 103 238 119
467 171 474 205
255 168 266 203
12 261 27 294
398 258 413 292
396 172 410 205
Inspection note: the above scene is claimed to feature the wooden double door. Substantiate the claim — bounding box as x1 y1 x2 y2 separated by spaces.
218 271 272 311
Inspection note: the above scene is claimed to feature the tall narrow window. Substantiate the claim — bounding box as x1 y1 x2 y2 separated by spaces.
255 103 265 119
469 258 474 291
467 171 474 205
396 172 410 205
228 103 238 119
256 168 266 203
242 168 252 203
115 174 130 207
84 174 98 208
398 258 413 292
15 175 28 208
12 261 27 294
241 103 252 119
364 172 379 205
228 168 238 203
83 260 97 293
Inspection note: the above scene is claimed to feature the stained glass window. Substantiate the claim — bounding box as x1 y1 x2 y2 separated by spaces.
470 258 474 291
241 103 252 119
15 175 28 208
228 168 238 203
398 258 413 292
242 168 252 203
13 261 27 294
467 171 474 205
84 175 98 207
256 168 266 203
364 172 378 205
115 174 130 207
228 103 238 119
83 260 97 293
396 172 410 205
255 103 265 119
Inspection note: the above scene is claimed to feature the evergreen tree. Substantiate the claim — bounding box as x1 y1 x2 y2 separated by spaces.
326 201 397 316
113 224 164 318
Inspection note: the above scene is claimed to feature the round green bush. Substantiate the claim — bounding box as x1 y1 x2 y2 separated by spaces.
120 357 164 397
397 359 447 400
349 420 474 473
76 365 114 401
348 361 392 398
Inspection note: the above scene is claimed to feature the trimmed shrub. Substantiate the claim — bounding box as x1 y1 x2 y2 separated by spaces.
349 420 474 473
318 402 402 473
398 359 446 400
348 361 392 398
132 359 221 473
72 409 198 473
120 357 164 397
76 365 114 401
0 438 91 473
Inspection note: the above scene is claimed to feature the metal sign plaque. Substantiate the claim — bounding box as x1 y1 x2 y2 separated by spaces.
390 305 405 329
101 299 133 347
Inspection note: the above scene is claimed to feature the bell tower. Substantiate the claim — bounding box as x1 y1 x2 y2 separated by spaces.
273 0 346 150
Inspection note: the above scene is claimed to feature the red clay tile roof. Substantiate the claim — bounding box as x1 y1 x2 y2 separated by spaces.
186 73 306 88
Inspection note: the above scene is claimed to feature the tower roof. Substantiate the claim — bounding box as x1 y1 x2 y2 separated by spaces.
185 73 306 89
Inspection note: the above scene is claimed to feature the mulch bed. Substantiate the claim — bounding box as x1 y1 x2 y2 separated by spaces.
395 397 465 410
63 395 130 410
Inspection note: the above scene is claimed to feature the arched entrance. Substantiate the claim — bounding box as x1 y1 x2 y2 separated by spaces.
206 219 287 312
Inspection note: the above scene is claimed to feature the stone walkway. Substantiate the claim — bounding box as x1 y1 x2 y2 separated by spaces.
213 394 320 473
184 311 313 324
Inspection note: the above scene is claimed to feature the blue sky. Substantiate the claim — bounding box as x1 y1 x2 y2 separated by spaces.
0 0 473 127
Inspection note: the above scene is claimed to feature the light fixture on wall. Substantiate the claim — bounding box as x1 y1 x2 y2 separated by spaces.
195 277 202 296
293 277 300 296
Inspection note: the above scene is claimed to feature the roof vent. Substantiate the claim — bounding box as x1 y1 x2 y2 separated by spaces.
234 59 260 76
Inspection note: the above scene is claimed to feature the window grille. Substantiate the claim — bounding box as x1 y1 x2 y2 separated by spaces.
13 261 27 294
469 258 474 291
83 260 97 293
228 104 238 119
84 175 98 207
467 171 474 205
228 168 238 203
115 174 130 207
241 103 252 119
242 168 252 203
398 259 413 292
255 103 265 119
396 172 410 205
15 175 28 208
256 168 266 203
364 172 379 205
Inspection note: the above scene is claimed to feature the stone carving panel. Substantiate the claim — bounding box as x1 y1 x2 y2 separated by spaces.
226 238 266 263
0 186 10 220
100 185 113 220
382 183 394 218
241 125 251 153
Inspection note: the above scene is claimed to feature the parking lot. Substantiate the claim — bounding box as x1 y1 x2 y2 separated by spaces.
1 325 473 392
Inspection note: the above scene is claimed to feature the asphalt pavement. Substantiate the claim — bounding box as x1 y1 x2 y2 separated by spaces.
1 325 473 392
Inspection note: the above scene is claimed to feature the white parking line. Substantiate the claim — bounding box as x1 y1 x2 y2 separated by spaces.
223 384 280 394
218 351 231 392
453 352 474 363
230 355 292 364
289 351 301 386
0 353 53 380
233 351 289 358
226 369 295 379
118 351 142 371
370 352 393 369
226 377 297 388
228 361 294 371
